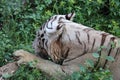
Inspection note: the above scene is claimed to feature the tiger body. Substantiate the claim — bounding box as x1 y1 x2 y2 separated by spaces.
32 13 120 79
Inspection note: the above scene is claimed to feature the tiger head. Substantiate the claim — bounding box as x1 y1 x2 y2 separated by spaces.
42 12 75 35
33 13 75 59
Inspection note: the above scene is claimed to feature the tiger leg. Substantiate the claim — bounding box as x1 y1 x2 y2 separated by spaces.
13 50 95 79
13 50 67 79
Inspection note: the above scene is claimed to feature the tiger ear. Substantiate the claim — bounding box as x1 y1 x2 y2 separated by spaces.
65 12 75 21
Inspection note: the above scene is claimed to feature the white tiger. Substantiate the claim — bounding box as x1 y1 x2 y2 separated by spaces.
13 13 120 80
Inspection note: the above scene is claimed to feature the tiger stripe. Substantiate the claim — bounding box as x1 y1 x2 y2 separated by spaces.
75 32 82 45
87 33 90 44
91 38 96 51
114 48 119 58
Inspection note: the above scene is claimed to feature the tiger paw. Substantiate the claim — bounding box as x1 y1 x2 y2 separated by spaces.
13 49 38 65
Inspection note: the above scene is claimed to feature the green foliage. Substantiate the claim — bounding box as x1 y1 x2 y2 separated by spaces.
70 67 113 80
106 56 115 61
92 53 100 58
8 64 48 80
2 73 13 79
0 0 120 80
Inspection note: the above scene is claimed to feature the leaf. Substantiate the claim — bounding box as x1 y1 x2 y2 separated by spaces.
92 53 100 58
87 9 91 15
85 59 94 68
28 61 36 68
2 73 13 79
97 0 103 4
79 65 86 73
71 72 81 80
106 56 115 61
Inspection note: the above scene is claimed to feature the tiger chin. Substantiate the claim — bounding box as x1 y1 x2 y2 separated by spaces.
14 12 120 80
